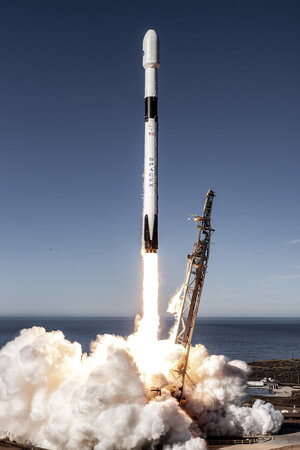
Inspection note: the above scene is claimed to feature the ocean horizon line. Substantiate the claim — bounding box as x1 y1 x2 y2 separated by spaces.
0 315 300 320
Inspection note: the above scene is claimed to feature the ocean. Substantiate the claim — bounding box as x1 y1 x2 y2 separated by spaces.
0 316 299 362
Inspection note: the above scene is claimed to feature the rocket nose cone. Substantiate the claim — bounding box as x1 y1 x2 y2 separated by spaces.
143 29 160 69
144 29 158 42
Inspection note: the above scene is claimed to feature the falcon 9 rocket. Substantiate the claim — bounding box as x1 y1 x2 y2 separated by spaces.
142 29 160 253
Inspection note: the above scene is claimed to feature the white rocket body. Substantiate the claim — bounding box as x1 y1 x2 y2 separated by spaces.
142 29 160 253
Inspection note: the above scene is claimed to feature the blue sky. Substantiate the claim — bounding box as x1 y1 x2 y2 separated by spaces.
1 0 299 316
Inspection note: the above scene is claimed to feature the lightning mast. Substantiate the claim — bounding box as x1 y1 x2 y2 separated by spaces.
174 189 215 396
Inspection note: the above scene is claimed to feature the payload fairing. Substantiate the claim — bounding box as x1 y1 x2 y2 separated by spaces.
142 29 159 253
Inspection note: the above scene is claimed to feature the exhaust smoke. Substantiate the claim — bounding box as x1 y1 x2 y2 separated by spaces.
0 256 283 449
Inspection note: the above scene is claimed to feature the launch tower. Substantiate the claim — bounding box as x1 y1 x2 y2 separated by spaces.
174 189 215 395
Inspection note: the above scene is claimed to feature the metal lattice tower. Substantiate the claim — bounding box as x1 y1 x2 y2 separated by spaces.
174 189 215 395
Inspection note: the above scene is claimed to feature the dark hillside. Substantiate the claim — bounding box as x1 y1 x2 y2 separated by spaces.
248 359 300 384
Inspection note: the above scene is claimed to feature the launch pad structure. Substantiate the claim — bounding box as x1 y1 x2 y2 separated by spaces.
174 188 215 396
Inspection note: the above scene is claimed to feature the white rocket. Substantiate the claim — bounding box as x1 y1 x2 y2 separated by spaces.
142 29 160 253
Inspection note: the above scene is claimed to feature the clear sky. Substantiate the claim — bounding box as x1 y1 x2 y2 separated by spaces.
1 0 299 317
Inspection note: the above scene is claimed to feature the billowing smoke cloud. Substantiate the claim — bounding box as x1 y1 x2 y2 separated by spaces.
180 345 283 437
0 327 205 449
0 324 283 449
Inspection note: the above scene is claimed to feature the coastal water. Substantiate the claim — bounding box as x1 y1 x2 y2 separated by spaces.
0 316 299 362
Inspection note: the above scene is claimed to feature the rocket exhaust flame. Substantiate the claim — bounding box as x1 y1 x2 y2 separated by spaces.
138 252 159 342
127 252 161 384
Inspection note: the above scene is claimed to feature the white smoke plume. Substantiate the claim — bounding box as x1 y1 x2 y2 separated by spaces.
180 346 283 436
0 327 205 449
167 287 184 342
0 322 283 449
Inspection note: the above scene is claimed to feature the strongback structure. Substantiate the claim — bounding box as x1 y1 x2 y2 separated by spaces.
174 189 215 396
